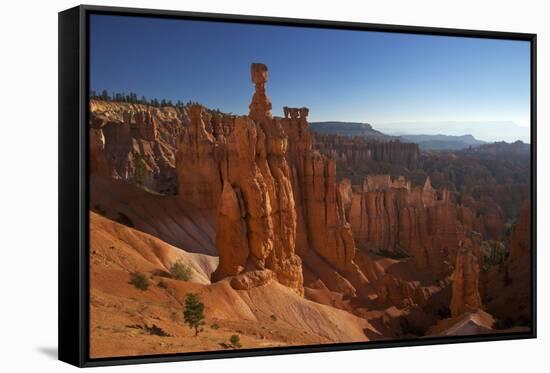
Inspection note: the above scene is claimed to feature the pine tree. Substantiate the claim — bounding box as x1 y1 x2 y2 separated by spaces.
100 89 110 101
132 151 146 185
183 293 205 336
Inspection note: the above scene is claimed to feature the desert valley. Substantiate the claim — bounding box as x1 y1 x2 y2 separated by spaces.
88 63 531 358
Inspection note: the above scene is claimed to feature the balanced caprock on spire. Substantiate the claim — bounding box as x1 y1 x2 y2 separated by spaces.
249 63 273 122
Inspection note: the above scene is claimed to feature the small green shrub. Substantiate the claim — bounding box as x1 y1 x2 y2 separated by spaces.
132 151 146 185
229 334 242 349
210 323 220 330
129 272 149 290
170 260 193 281
481 240 506 271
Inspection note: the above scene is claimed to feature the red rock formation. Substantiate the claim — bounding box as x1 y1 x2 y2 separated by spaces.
376 275 430 308
483 200 531 327
465 198 506 241
176 104 224 209
249 63 272 122
89 101 182 194
280 107 370 298
350 176 410 253
450 244 482 317
206 65 303 294
123 109 159 141
313 134 420 170
338 178 353 222
230 269 276 290
349 174 461 276
136 110 159 141
89 117 109 176
221 115 302 294
212 181 249 279
313 132 528 242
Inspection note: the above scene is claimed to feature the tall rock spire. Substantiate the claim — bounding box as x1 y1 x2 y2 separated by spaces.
249 63 273 122
450 242 482 317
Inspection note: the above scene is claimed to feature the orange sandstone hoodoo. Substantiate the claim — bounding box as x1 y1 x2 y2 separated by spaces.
176 63 303 295
176 63 372 298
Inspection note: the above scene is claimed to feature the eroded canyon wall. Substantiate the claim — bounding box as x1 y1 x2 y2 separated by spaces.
279 106 371 298
483 201 532 326
450 244 482 317
89 100 187 194
314 134 420 170
347 174 464 277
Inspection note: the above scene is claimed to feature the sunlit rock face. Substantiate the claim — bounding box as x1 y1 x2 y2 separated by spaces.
348 174 463 277
209 63 371 297
89 101 184 194
174 64 303 295
450 244 482 317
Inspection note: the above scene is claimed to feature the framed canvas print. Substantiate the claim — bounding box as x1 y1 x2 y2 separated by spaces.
58 5 537 367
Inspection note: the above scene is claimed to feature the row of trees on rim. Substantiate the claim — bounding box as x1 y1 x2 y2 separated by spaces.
90 89 202 108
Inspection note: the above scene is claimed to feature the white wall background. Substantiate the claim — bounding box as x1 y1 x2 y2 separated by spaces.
0 0 546 370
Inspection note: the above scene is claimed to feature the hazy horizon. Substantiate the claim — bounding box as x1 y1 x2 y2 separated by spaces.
372 120 529 143
90 15 531 143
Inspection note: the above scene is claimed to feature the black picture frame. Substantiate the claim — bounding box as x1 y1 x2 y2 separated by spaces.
58 4 537 368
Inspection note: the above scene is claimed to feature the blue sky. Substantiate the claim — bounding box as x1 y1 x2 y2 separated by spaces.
90 15 531 140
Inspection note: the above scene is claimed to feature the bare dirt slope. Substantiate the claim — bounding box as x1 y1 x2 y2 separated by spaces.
90 212 377 358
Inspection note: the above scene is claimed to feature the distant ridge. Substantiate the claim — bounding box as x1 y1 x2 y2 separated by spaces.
397 133 486 150
309 121 488 150
377 120 529 143
309 121 391 141
462 140 530 158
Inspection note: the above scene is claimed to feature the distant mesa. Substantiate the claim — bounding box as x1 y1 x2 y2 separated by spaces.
309 121 391 141
377 120 530 144
397 133 486 151
309 121 486 151
464 140 530 157
310 121 528 151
